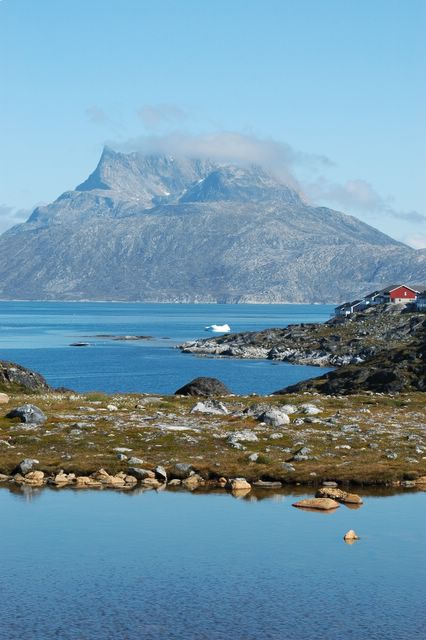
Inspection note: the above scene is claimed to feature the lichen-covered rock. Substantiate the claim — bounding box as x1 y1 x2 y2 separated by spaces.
258 408 290 427
0 361 51 393
7 404 46 425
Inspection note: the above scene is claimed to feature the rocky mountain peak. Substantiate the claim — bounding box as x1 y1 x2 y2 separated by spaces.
179 164 302 204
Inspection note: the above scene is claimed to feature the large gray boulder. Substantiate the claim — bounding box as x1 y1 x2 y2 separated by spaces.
7 404 46 425
175 377 231 397
13 458 40 475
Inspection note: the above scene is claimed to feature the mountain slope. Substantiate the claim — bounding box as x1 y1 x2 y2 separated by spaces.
0 149 425 302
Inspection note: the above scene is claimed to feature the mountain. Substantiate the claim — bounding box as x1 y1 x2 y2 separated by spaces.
0 148 425 303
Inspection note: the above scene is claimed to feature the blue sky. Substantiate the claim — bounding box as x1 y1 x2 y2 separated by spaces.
1 0 425 246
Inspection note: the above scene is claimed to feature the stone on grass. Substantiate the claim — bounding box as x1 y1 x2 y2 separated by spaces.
127 456 144 465
174 377 231 397
170 463 193 479
299 404 322 416
191 400 229 415
7 404 46 425
13 458 39 475
258 409 290 427
0 393 10 404
292 498 340 510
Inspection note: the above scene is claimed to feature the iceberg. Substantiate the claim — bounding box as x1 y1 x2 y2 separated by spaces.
204 324 231 333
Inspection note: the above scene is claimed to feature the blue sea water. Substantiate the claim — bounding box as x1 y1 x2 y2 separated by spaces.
0 486 425 640
0 302 334 394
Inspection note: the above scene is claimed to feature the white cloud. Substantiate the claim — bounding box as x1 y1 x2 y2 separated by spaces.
136 104 188 130
113 130 332 192
306 177 426 224
0 204 31 234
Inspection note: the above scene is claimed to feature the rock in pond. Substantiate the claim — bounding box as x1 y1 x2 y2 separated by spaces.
175 377 232 397
316 487 363 505
292 498 340 510
7 404 46 425
227 478 251 492
344 529 360 542
23 470 45 486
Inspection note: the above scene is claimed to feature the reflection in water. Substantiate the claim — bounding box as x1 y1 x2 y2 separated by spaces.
0 488 425 640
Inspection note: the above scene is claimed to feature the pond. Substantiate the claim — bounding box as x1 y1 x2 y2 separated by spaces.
0 486 425 639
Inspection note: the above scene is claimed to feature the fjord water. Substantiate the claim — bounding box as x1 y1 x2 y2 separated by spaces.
1 487 426 640
0 301 333 394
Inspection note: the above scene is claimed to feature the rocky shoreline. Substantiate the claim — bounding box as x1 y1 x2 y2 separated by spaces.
179 304 424 368
0 385 425 491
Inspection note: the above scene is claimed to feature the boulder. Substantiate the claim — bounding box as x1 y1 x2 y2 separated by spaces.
127 456 144 465
292 498 340 510
7 404 46 425
258 408 290 427
127 467 155 480
227 478 251 492
53 471 74 485
290 446 312 462
174 377 231 397
344 529 360 541
182 474 204 490
154 465 167 483
299 404 322 415
191 400 229 415
170 462 193 479
13 458 40 475
316 487 363 504
0 393 10 404
23 470 44 486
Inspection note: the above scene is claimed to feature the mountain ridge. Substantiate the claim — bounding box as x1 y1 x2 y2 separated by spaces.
0 148 424 303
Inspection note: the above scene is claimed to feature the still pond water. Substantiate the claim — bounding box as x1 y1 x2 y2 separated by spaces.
0 487 425 640
0 302 333 394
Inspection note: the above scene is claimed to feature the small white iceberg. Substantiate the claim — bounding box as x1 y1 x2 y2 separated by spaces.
204 323 231 333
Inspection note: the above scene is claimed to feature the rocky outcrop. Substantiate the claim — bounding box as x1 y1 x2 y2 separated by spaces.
180 304 425 368
175 377 232 397
277 320 426 395
0 361 50 393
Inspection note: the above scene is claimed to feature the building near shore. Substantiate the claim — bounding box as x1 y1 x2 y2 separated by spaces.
335 284 425 316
